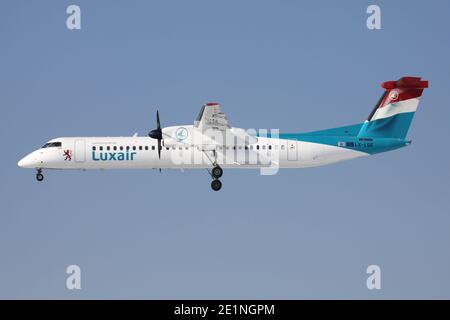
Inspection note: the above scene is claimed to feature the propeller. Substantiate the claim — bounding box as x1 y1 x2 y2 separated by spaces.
148 110 163 159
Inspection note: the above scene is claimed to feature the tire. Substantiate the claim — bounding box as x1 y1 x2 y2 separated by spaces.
211 179 222 191
36 173 44 182
211 166 223 179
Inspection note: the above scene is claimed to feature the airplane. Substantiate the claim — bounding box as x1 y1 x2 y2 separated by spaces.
18 76 428 191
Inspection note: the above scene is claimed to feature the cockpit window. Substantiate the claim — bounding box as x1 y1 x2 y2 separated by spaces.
42 142 62 148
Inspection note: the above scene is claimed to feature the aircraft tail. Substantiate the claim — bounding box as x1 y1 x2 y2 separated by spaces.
358 76 428 139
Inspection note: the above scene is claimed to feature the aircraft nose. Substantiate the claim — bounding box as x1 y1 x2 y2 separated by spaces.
18 153 39 168
18 156 30 168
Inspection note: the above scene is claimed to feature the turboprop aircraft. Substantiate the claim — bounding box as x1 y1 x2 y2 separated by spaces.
18 76 428 191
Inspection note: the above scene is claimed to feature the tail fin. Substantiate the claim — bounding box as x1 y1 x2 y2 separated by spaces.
358 76 428 139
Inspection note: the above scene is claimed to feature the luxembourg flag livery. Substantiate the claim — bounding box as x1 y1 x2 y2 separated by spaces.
358 76 428 139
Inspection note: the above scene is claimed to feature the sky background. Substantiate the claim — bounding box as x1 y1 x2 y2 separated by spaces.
1 0 449 299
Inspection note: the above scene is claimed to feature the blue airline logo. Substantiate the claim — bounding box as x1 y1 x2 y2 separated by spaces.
92 151 137 161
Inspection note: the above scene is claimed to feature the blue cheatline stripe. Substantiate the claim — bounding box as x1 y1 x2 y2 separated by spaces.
255 112 415 155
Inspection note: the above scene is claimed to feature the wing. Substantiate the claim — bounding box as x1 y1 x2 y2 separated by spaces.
194 103 257 146
194 102 229 131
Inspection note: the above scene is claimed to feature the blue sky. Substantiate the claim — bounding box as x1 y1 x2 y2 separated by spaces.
1 0 450 299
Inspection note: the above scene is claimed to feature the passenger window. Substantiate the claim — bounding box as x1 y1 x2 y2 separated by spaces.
268 145 272 150
113 146 117 151
152 146 155 150
139 146 143 150
92 146 96 151
145 146 148 150
256 145 260 150
100 146 103 151
126 146 130 151
120 146 124 151
107 146 110 151
132 146 136 151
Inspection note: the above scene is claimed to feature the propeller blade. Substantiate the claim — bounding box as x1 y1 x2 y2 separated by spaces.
156 110 161 130
157 110 164 150
148 109 163 159
157 138 161 159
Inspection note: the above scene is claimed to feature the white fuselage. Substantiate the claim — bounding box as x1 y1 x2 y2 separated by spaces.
18 125 368 171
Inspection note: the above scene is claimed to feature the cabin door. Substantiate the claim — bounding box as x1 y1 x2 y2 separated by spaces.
75 139 86 162
287 140 298 161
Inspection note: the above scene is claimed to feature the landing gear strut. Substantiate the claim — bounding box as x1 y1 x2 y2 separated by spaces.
36 169 44 182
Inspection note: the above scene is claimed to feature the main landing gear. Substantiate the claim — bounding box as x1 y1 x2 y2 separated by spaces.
208 166 223 191
211 179 222 191
36 169 44 182
211 166 223 179
203 150 223 191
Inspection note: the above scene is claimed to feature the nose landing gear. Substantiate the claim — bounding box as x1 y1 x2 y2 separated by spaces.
36 169 44 182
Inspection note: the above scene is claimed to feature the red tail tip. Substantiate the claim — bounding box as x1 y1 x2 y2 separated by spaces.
381 77 428 89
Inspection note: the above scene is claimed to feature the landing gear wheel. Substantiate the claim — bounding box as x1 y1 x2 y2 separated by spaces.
36 173 44 182
211 166 223 179
211 179 222 191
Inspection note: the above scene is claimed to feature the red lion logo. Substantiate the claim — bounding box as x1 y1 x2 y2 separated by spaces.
63 149 72 161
